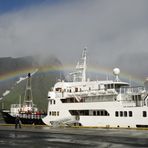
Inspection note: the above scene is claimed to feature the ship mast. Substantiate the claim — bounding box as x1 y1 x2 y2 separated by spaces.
71 48 87 82
23 73 33 109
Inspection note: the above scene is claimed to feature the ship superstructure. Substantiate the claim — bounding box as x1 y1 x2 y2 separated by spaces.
43 49 148 128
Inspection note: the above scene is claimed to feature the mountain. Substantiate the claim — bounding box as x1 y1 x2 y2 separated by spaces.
0 56 36 95
0 55 64 111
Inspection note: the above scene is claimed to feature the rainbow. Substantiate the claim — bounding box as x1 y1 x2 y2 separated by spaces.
0 65 63 82
85 64 144 85
37 64 145 85
0 67 36 82
0 64 145 85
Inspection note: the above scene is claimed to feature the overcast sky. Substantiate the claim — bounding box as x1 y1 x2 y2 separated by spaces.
0 0 148 83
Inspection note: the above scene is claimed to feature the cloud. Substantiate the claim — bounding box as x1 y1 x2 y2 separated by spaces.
0 0 148 81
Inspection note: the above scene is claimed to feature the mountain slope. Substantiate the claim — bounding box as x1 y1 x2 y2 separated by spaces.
0 56 64 111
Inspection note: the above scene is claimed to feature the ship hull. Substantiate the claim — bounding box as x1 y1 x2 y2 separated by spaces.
1 110 46 125
42 101 148 128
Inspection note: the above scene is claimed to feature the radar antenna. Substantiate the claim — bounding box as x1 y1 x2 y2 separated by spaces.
113 68 120 82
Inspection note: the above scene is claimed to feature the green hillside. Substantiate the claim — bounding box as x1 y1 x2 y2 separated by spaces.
0 56 36 95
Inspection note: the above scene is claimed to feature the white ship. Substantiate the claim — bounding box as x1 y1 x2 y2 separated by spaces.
42 48 148 128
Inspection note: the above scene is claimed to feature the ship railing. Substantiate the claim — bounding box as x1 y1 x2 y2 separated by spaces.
13 113 46 119
55 88 118 99
119 86 145 95
58 91 94 99
55 91 88 98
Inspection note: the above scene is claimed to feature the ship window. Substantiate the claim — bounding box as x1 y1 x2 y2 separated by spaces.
143 111 147 117
55 88 62 92
115 111 119 117
97 111 100 116
53 100 56 104
75 88 78 92
105 111 107 115
69 109 109 116
93 111 96 115
129 111 133 117
100 110 104 116
108 84 111 89
124 111 127 117
120 111 123 117
84 110 89 115
111 84 114 89
49 111 51 115
132 96 135 101
61 97 79 103
57 111 59 116
138 95 141 100
52 111 56 116
80 98 85 102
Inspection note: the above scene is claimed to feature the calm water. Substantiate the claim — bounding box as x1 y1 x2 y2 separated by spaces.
0 126 148 148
